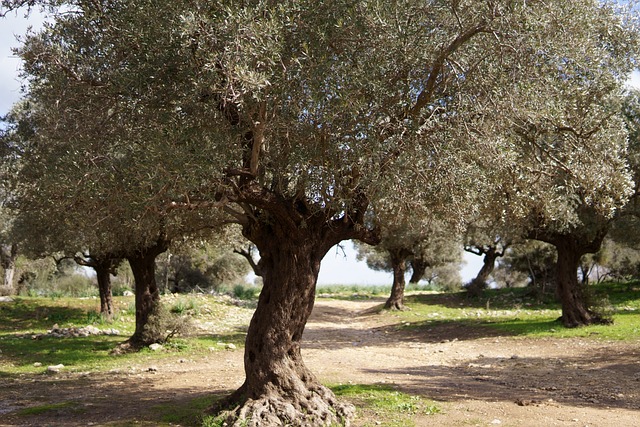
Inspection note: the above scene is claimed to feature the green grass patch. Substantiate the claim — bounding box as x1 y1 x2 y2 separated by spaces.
316 284 391 300
331 383 440 427
15 401 84 416
0 296 136 333
484 311 640 339
0 294 250 376
395 284 640 341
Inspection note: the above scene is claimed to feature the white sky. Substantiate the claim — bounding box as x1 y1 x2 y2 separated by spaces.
0 9 47 115
317 241 483 285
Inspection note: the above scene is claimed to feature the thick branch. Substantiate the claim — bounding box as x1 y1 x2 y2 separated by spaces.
464 245 486 256
406 22 490 119
234 246 262 277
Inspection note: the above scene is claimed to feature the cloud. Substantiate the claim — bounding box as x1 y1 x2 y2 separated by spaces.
0 9 46 115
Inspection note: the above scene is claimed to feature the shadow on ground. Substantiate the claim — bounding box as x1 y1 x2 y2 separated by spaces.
360 346 640 412
0 369 231 426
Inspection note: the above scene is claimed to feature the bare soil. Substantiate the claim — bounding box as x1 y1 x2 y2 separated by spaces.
2 297 640 426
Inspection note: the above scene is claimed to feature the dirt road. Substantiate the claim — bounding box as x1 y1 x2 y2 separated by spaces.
2 297 639 426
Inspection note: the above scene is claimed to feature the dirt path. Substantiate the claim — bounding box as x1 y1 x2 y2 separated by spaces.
2 297 640 426
305 298 640 426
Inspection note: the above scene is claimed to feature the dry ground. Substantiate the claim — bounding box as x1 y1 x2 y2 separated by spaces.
1 297 640 426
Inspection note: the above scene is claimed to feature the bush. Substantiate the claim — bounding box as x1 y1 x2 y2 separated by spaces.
170 297 200 315
232 284 260 300
584 287 615 324
142 304 194 344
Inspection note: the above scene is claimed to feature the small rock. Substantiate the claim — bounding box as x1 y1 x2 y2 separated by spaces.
47 364 64 373
149 343 163 351
83 325 101 335
123 290 134 296
208 347 216 352
225 343 237 350
491 419 502 425
0 296 14 302
33 362 42 367
511 355 519 359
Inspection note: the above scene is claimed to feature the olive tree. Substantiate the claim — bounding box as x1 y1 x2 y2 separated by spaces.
356 221 462 309
463 219 514 295
2 8 225 346
4 0 638 424
515 92 633 326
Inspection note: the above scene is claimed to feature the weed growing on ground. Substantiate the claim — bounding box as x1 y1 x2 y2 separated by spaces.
331 383 440 427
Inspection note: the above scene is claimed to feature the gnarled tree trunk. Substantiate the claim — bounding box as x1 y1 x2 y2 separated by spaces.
126 238 170 347
94 259 116 319
385 248 411 310
75 253 120 319
554 238 592 327
409 257 427 284
217 196 378 426
531 224 608 328
466 247 500 297
553 235 611 327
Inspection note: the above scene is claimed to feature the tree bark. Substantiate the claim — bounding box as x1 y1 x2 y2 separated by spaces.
530 225 608 328
409 257 427 284
74 254 120 319
385 248 411 310
0 243 18 295
94 259 115 319
466 247 499 297
126 238 170 347
554 237 603 327
216 194 378 426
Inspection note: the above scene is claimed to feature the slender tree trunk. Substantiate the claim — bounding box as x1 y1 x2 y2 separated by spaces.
385 249 410 310
94 259 115 319
162 251 172 294
409 258 427 284
217 201 377 426
466 248 499 297
0 243 18 295
126 239 169 347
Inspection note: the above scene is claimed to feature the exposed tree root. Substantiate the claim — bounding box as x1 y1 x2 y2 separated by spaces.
560 310 614 328
384 300 405 311
109 338 148 355
213 384 355 427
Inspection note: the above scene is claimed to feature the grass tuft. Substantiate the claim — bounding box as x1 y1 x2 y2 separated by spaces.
331 383 440 426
